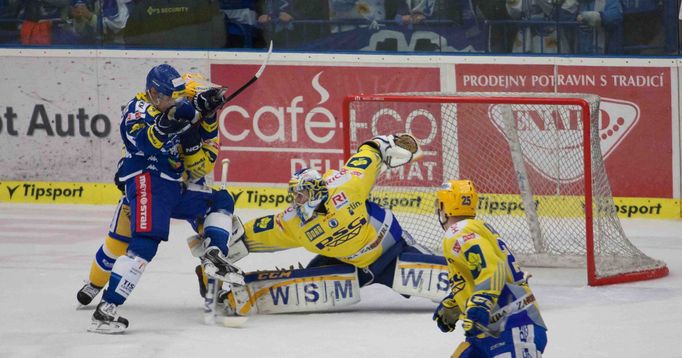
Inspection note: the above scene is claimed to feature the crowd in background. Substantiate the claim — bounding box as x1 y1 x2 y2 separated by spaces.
0 0 678 55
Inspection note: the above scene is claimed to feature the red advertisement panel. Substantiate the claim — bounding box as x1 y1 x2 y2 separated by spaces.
456 64 672 198
349 100 448 187
211 65 440 183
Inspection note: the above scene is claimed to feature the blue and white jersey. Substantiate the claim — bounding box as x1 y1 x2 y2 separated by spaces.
117 92 184 183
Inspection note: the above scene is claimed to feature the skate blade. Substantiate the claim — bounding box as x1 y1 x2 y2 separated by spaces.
205 272 245 286
87 320 127 334
76 303 94 311
215 316 248 328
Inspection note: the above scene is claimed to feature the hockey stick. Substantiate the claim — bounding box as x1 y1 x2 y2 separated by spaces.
203 158 230 325
223 40 273 103
474 323 501 338
203 159 248 327
200 40 273 120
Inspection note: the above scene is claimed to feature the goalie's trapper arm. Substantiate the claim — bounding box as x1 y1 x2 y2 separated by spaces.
362 133 423 169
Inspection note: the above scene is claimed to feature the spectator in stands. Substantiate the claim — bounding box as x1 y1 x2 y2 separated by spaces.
220 0 267 48
471 0 516 52
385 0 486 52
69 0 132 45
255 0 332 49
0 0 21 44
18 0 69 45
392 0 459 28
505 0 576 53
257 0 294 31
574 0 623 54
328 0 386 33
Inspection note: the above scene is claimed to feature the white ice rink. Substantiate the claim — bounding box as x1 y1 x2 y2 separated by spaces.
0 203 681 358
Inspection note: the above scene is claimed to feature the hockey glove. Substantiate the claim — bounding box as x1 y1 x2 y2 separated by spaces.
361 133 422 169
180 127 202 156
433 294 461 333
462 293 495 337
152 100 196 139
193 87 227 116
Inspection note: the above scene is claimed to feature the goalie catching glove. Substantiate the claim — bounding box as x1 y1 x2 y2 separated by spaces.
362 133 423 169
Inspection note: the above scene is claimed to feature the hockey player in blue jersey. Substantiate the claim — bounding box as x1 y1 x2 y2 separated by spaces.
433 180 547 357
87 64 243 334
76 73 223 308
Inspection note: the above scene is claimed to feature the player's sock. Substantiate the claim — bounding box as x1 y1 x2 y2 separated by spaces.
88 301 129 334
77 282 103 306
195 264 207 298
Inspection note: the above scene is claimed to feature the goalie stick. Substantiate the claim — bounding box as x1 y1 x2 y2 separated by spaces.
204 159 248 328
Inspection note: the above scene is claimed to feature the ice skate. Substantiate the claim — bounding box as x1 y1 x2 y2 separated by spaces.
88 301 129 334
76 282 102 307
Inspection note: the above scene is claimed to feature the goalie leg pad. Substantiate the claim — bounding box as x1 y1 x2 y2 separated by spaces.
392 252 449 301
233 265 361 315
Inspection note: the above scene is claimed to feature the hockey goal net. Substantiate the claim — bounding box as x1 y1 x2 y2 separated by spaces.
343 92 668 286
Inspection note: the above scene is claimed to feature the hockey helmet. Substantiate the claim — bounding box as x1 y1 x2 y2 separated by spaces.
435 180 478 224
288 168 328 222
146 64 185 97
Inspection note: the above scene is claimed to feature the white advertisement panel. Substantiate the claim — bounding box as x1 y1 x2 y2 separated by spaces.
0 50 210 182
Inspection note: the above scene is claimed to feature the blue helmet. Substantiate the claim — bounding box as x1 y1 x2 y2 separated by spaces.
146 64 185 97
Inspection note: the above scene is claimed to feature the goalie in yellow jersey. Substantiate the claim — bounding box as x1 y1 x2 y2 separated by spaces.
432 180 547 357
191 133 449 315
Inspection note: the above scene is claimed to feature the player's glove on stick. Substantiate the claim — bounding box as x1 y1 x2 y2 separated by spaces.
462 293 495 337
193 87 227 116
152 100 196 139
433 294 461 333
202 246 245 286
362 133 423 168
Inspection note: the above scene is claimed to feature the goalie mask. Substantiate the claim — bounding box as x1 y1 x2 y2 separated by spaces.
288 168 328 223
435 180 478 229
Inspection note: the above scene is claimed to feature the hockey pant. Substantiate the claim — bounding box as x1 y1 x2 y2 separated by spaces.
100 174 234 305
453 324 547 358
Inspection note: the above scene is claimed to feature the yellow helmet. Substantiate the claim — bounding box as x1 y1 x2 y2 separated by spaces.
435 180 478 218
176 73 219 100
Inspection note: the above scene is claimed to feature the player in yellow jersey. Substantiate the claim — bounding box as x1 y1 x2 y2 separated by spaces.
432 180 547 357
189 133 453 315
76 73 225 308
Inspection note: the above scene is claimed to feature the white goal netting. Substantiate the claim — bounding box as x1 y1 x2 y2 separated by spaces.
345 92 668 285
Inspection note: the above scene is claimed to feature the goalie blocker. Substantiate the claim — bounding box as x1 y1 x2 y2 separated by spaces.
223 253 448 315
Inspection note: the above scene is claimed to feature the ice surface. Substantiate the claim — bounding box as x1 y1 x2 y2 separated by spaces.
1 203 681 358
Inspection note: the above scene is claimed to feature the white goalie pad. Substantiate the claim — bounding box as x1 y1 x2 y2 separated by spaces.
392 253 450 301
230 265 361 315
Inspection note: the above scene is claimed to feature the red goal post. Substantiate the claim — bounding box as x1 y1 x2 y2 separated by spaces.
343 92 668 286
